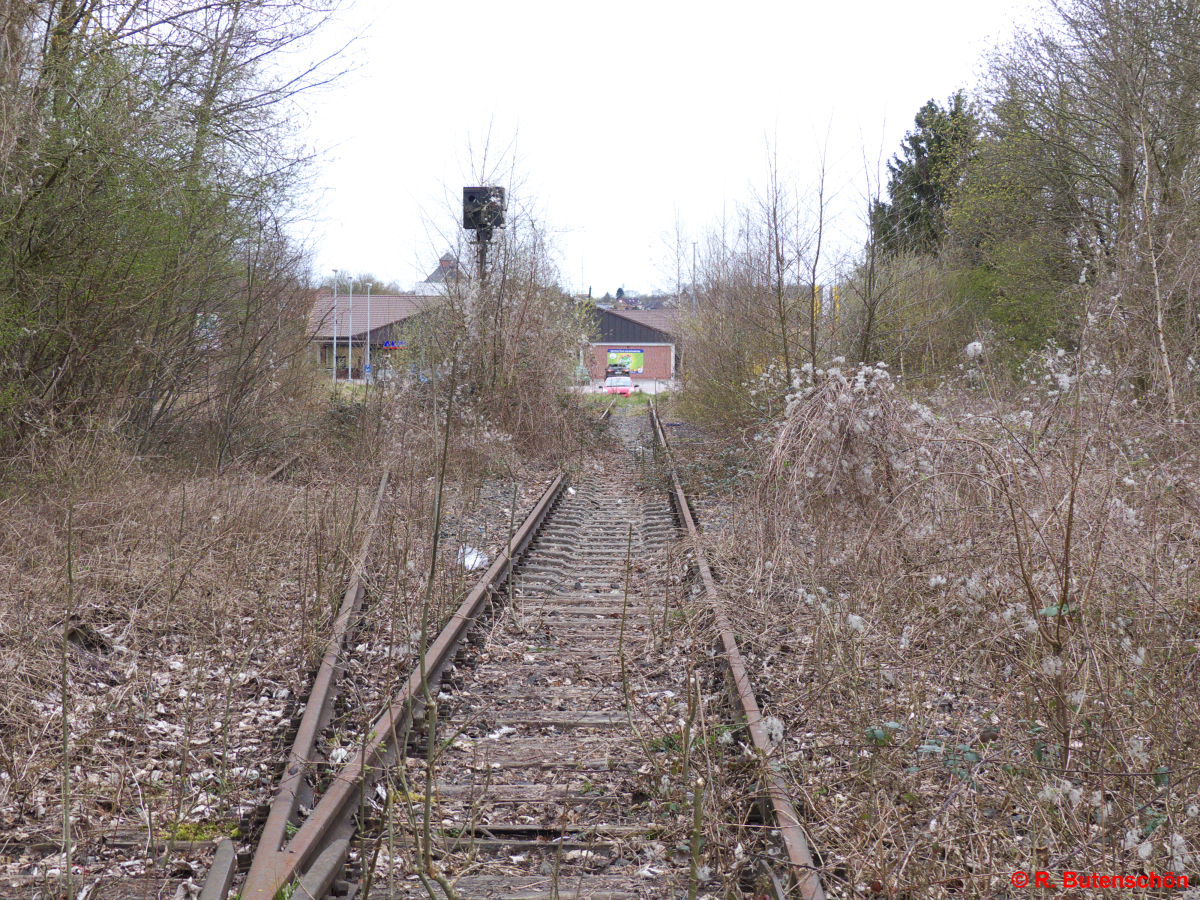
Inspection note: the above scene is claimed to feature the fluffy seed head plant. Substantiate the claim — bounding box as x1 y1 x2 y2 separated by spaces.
763 361 908 511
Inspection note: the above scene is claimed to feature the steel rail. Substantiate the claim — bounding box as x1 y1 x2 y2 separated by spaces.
197 839 236 900
648 399 825 900
200 471 389 898
229 472 567 900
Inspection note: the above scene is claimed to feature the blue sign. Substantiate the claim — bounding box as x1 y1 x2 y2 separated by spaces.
363 363 371 374
382 340 406 349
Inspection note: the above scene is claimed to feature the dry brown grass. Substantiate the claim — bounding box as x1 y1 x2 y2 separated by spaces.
0 379 570 887
671 355 1200 898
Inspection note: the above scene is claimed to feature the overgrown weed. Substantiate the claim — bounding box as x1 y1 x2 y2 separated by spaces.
678 352 1200 897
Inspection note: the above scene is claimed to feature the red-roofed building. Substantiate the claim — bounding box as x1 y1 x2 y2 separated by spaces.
310 293 435 379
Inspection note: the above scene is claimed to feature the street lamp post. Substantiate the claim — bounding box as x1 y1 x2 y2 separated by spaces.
691 242 697 313
331 269 339 383
365 282 372 381
347 277 354 380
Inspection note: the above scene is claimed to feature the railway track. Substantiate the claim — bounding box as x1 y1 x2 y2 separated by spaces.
196 408 824 900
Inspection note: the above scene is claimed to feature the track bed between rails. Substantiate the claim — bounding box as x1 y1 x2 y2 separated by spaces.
372 415 692 898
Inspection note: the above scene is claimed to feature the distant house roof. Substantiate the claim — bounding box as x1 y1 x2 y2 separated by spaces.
309 293 433 340
604 308 678 338
592 307 679 345
425 252 463 284
637 295 673 310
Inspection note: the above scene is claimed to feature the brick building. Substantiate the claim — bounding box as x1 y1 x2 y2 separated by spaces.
585 308 678 383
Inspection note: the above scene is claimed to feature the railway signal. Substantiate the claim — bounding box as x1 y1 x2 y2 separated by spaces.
462 185 505 281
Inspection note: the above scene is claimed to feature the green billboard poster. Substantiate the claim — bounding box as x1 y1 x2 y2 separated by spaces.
607 348 644 374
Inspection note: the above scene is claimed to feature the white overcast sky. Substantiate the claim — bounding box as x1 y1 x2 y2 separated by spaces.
294 0 1035 296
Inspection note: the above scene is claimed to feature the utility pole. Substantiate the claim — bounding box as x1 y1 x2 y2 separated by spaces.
476 234 488 285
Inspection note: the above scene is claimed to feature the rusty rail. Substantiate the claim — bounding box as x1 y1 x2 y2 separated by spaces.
648 399 825 900
212 472 567 900
265 453 301 481
201 471 389 897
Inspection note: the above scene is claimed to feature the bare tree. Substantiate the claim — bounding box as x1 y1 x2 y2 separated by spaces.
804 141 829 371
413 138 588 456
0 0 346 450
677 150 834 425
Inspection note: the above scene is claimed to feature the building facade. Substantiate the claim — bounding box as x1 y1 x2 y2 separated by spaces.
310 293 430 379
585 308 678 382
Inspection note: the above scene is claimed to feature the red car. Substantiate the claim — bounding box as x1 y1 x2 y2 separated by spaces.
603 375 635 396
